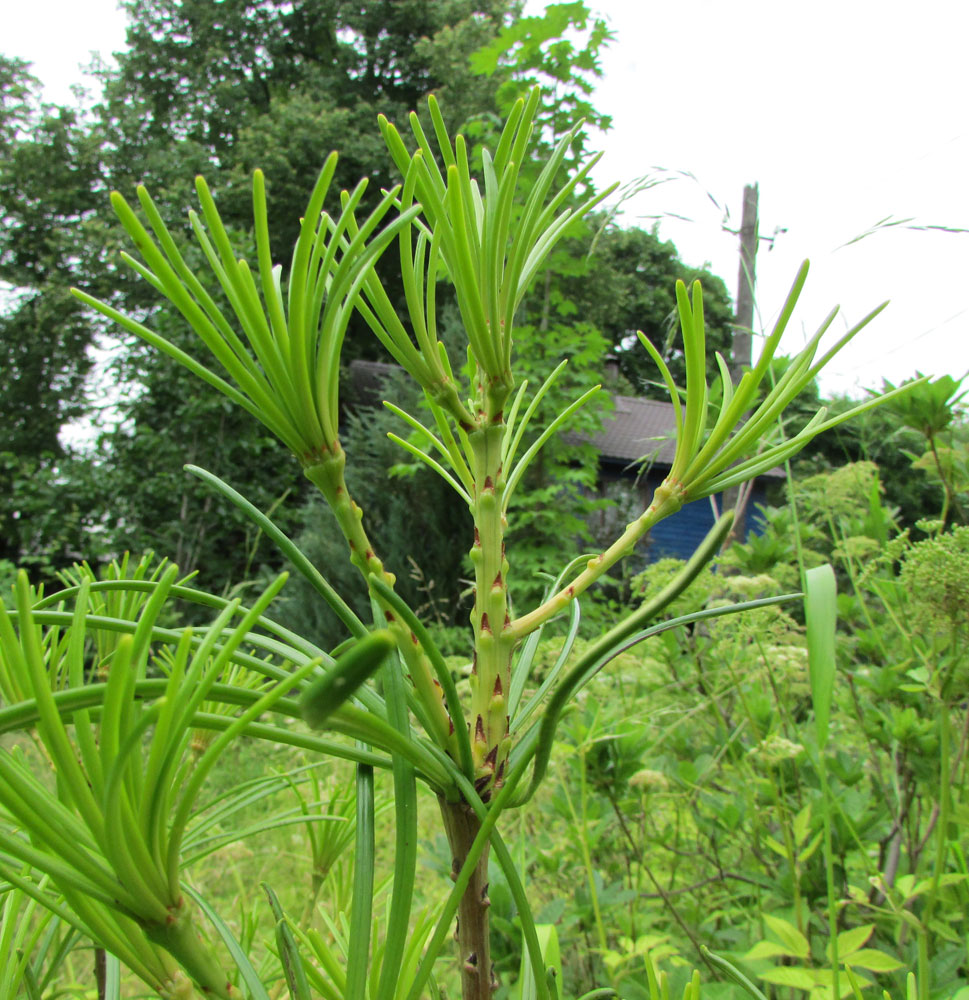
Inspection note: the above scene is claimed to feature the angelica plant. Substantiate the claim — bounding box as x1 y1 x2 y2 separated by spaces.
0 89 917 1000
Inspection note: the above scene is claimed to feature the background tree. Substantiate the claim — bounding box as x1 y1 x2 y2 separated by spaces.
0 0 743 602
0 57 107 457
792 385 968 532
0 57 110 572
100 0 514 261
567 222 735 396
0 2 520 587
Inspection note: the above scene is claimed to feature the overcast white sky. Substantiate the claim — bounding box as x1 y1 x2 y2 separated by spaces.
5 0 968 397
575 1 969 397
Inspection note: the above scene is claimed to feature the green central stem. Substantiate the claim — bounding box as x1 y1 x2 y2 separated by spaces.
468 422 514 801
434 370 515 1000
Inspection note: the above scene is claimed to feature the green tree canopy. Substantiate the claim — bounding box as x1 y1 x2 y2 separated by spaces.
566 222 735 396
0 2 742 598
0 56 105 458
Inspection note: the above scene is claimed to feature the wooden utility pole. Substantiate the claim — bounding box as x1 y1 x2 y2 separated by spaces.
732 183 759 379
723 183 759 545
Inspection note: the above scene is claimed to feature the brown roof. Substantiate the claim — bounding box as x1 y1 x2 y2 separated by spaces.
592 395 680 466
590 394 785 479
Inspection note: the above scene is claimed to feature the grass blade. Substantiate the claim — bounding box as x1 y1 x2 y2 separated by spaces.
183 884 271 1000
345 761 375 1000
805 563 837 750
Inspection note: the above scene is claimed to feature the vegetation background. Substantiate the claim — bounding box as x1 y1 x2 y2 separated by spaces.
0 0 741 602
0 2 966 999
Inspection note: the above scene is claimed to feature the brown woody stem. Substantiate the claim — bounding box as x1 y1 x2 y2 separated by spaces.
439 797 495 1000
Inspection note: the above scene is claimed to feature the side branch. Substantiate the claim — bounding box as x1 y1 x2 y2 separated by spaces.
507 480 686 641
304 448 454 753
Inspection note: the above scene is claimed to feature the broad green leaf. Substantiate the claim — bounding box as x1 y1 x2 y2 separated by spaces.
744 941 795 961
763 915 810 959
633 934 673 956
894 874 916 897
798 830 824 864
926 918 962 944
830 924 874 961
812 968 873 997
845 949 905 972
763 834 789 859
793 804 812 847
911 872 969 898
601 949 622 972
759 966 818 991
